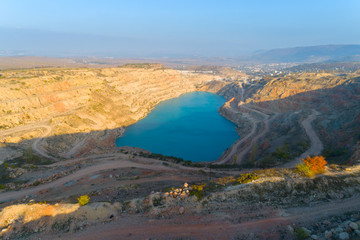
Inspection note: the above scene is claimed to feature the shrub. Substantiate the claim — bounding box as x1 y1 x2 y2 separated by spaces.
0 184 5 189
294 227 310 240
296 163 314 177
296 155 327 177
215 174 260 186
216 176 235 185
192 184 205 192
303 156 327 174
78 195 90 206
33 181 40 186
236 173 259 184
190 184 206 200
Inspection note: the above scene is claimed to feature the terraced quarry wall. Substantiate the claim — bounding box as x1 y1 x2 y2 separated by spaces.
0 66 223 161
1 67 359 166
217 72 360 166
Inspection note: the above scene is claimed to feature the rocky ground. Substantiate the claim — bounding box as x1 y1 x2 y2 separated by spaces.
0 155 360 239
295 216 360 240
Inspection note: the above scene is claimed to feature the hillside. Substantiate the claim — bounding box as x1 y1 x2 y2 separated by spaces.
217 71 360 167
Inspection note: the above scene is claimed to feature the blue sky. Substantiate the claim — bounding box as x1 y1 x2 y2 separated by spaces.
1 0 359 57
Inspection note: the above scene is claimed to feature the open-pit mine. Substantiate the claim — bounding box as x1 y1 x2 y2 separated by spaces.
1 64 360 239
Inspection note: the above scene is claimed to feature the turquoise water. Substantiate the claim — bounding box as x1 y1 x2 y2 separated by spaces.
116 92 238 162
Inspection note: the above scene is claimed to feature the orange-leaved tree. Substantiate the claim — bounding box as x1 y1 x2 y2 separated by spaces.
303 155 327 174
296 155 327 177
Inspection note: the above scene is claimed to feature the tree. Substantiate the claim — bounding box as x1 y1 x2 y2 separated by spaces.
303 155 327 174
296 155 327 177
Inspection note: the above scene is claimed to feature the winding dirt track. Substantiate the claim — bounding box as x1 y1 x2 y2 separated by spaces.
63 135 90 158
282 109 323 168
0 153 246 203
30 125 55 160
217 103 276 165
0 123 56 161
216 107 257 164
236 105 279 164
0 159 175 202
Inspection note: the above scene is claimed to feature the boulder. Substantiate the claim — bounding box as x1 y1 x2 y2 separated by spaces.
324 230 332 239
335 227 344 233
339 232 349 240
113 202 123 211
311 234 318 239
349 222 358 230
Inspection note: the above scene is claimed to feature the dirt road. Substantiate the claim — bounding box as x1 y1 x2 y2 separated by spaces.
52 196 360 240
216 109 257 164
217 103 276 165
0 159 174 202
283 109 323 168
30 125 55 160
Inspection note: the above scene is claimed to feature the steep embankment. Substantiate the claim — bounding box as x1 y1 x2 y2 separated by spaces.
216 72 360 166
0 65 222 161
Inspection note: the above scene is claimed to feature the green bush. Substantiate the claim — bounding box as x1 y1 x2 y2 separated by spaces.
275 146 290 159
236 173 259 184
33 181 40 186
78 195 90 206
296 163 314 177
0 184 6 189
190 184 206 200
294 227 310 240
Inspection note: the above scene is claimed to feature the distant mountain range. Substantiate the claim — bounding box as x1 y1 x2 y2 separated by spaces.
2 44 360 65
244 44 360 63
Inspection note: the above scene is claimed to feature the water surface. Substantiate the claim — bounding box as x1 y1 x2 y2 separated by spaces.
116 92 238 162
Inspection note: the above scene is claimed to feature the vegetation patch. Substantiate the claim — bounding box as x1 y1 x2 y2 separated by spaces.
189 183 206 200
294 227 310 240
296 155 327 177
78 195 90 206
236 173 260 184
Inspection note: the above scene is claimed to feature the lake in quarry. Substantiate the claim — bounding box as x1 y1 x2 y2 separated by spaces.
116 92 239 162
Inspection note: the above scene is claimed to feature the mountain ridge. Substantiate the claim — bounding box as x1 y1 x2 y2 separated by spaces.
243 44 360 63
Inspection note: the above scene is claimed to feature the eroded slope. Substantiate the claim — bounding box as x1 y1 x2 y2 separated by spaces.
0 65 222 161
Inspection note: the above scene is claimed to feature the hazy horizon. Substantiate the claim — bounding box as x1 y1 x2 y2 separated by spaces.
1 0 360 58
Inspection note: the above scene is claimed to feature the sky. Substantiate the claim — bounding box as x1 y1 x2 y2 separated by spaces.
0 0 359 58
